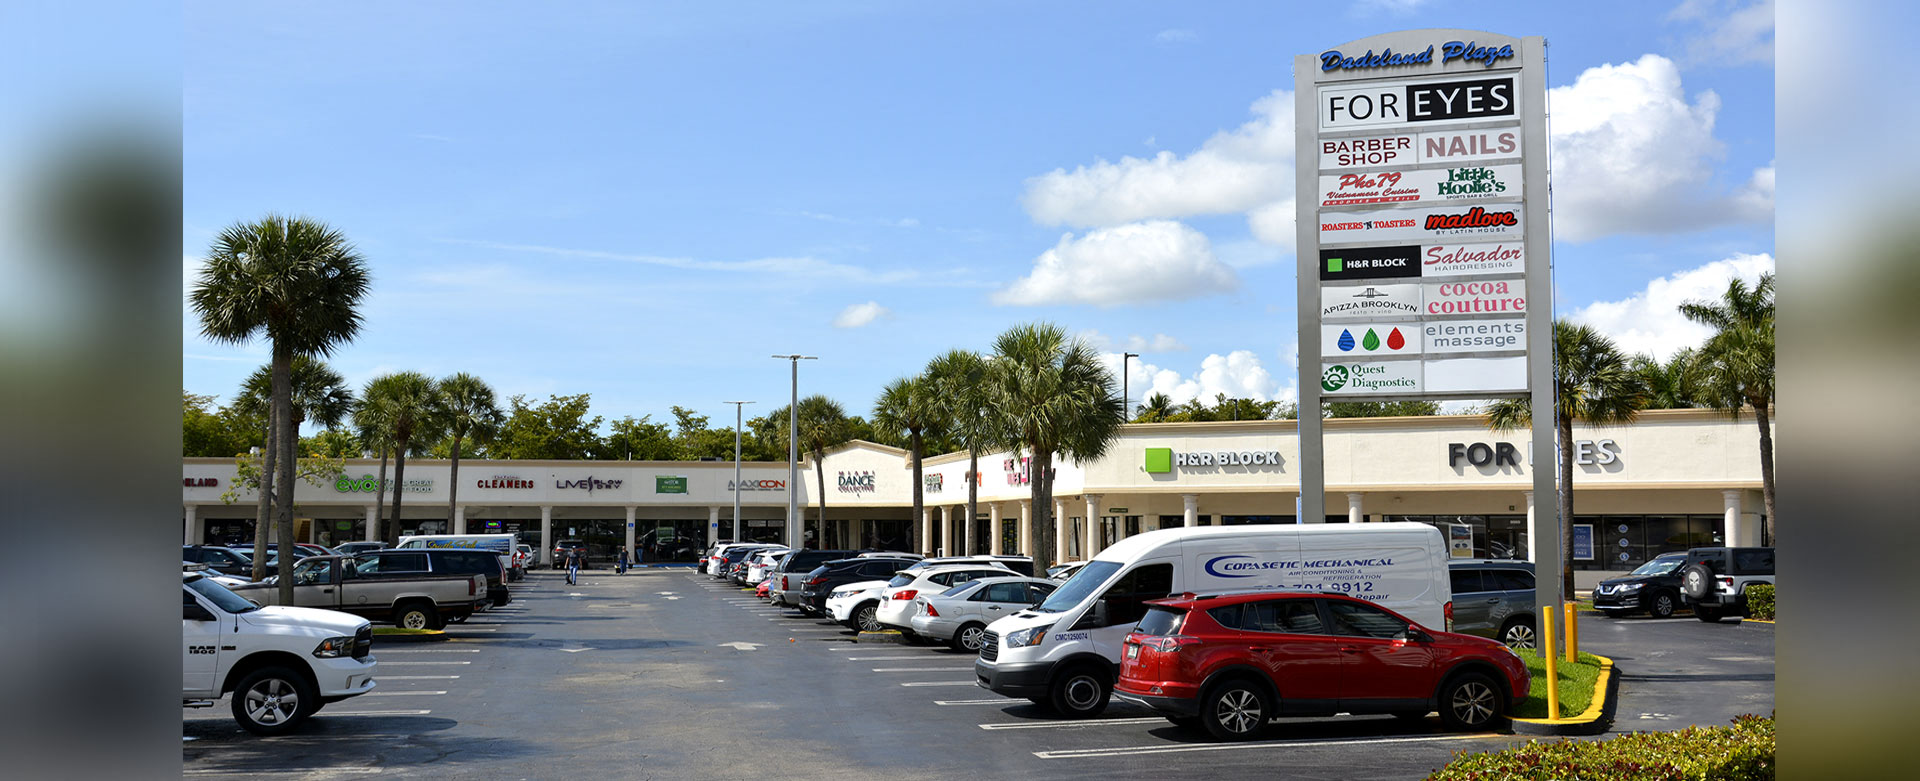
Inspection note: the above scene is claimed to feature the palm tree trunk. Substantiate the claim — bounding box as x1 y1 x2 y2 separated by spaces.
252 410 276 581
390 438 410 544
909 429 923 552
966 451 980 555
448 434 463 531
1030 449 1053 566
373 447 390 544
813 454 827 549
1558 417 1575 604
270 345 298 605
1751 401 1776 545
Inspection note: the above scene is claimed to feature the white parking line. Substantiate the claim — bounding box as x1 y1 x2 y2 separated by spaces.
845 655 945 661
1032 733 1492 759
184 770 383 777
444 628 497 633
319 710 433 716
935 699 1017 705
376 648 480 654
873 667 976 673
378 675 460 680
980 717 1164 730
379 661 470 666
900 681 977 687
364 690 447 696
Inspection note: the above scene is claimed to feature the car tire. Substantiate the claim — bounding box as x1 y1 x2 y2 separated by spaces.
1649 591 1678 619
853 603 883 633
1200 678 1270 741
1048 665 1112 719
1694 605 1725 623
230 666 317 736
1437 672 1505 731
1498 617 1537 650
394 602 442 630
951 622 989 653
1681 563 1713 600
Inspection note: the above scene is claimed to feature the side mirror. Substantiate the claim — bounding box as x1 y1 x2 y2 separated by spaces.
1405 626 1434 643
1090 600 1109 627
184 603 216 622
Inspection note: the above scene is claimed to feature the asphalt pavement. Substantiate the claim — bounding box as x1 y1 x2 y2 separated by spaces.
181 568 1774 779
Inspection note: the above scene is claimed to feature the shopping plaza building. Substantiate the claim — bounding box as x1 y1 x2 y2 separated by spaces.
182 408 1771 589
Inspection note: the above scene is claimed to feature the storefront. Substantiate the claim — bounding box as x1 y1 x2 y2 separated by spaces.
184 409 1769 586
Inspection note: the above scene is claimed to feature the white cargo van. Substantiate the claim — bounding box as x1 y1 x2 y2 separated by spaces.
975 522 1452 717
396 534 517 581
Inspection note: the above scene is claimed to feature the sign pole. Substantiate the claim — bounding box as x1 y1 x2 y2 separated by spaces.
1292 62 1324 526
1520 35 1563 616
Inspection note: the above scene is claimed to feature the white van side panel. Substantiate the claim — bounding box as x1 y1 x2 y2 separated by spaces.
1174 527 1449 628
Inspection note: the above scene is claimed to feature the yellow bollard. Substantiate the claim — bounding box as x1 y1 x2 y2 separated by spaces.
1541 605 1560 720
1564 602 1579 664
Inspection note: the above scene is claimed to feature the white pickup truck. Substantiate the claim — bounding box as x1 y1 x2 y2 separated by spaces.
183 571 379 735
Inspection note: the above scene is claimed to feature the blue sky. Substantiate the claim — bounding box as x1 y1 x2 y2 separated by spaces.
183 1 1774 428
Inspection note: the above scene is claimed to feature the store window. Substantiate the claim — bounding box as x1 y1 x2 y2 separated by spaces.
1158 514 1184 530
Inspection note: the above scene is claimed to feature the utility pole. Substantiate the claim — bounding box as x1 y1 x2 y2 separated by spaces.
771 354 816 548
724 400 754 543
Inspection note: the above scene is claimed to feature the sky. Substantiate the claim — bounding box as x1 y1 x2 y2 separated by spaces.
182 0 1775 431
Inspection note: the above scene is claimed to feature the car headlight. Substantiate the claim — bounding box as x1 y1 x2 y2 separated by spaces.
312 636 355 658
1617 582 1643 592
1005 624 1055 649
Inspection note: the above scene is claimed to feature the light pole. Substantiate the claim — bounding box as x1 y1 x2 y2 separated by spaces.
723 400 754 543
1121 352 1139 421
772 354 816 548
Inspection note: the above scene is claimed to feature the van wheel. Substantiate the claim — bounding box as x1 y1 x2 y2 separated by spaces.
951 623 989 653
1649 591 1678 619
395 603 442 630
1049 665 1111 719
231 666 316 736
1498 617 1537 650
1201 679 1269 740
1438 672 1504 731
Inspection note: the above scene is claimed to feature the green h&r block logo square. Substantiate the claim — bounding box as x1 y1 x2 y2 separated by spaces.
1326 256 1343 273
1144 448 1172 474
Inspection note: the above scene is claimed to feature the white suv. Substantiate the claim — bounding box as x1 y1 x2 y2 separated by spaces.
183 571 378 735
872 564 1016 637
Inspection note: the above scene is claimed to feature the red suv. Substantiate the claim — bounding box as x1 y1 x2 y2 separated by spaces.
1114 591 1529 740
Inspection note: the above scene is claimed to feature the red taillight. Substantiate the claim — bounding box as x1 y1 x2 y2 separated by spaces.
923 602 939 617
782 576 790 589
809 576 827 586
1139 634 1200 652
469 578 477 596
1444 600 1454 630
895 589 917 601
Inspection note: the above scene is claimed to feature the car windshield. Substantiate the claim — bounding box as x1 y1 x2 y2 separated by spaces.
887 573 915 588
1034 560 1122 613
1630 557 1684 576
186 575 259 613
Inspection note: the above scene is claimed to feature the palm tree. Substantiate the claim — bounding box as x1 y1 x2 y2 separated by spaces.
872 374 942 553
231 357 354 580
1632 348 1709 410
989 323 1126 566
191 215 371 602
1682 274 1776 537
352 384 397 545
927 350 999 555
791 395 851 548
362 372 446 544
439 373 504 528
1135 392 1176 423
1487 319 1649 602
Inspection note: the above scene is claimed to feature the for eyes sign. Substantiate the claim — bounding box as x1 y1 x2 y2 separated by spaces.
1318 74 1517 131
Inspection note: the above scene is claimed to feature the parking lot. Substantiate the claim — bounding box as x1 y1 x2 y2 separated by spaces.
182 568 1774 780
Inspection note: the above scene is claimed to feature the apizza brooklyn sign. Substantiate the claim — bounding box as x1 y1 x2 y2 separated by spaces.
1320 205 1523 244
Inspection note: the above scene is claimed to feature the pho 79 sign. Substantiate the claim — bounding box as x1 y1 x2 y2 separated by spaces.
1317 164 1519 207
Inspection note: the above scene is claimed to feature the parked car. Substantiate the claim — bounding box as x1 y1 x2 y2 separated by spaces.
754 579 772 599
908 576 1058 651
1592 552 1689 619
767 549 856 608
552 539 590 569
1047 561 1087 581
227 553 489 630
742 549 789 586
911 554 1036 577
856 551 923 561
333 541 389 556
394 548 512 607
873 564 1018 636
1113 591 1529 740
1679 546 1775 622
797 557 921 615
182 545 253 578
184 571 377 735
397 534 517 592
827 579 894 632
710 543 780 580
1447 560 1538 648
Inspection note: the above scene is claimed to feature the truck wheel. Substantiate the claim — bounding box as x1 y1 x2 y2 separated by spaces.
231 666 316 736
1048 664 1111 719
1649 591 1678 619
1694 606 1725 623
395 603 442 630
1498 617 1536 649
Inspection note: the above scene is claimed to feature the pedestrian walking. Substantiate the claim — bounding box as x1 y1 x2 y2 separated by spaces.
617 546 629 574
566 546 582 585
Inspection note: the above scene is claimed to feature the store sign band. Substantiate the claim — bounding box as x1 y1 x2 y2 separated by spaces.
1321 282 1527 319
1319 128 1520 170
1322 242 1523 281
1320 205 1523 244
1317 164 1519 207
1322 320 1527 357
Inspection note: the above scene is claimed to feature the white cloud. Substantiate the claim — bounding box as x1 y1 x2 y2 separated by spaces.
1155 29 1199 44
1104 350 1290 408
1354 0 1433 13
1570 252 1774 361
1021 90 1294 228
993 220 1238 307
1669 0 1774 65
1080 329 1188 353
1550 54 1772 241
831 301 891 328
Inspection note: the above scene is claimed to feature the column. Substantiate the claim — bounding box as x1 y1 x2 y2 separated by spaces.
1523 491 1542 565
1018 500 1033 559
453 504 467 535
364 505 378 542
540 506 554 566
989 503 1004 555
1723 490 1750 547
1347 493 1365 524
183 504 200 545
1083 494 1103 560
1054 500 1070 564
1182 494 1198 529
920 507 933 556
708 505 721 547
939 506 952 557
624 506 637 561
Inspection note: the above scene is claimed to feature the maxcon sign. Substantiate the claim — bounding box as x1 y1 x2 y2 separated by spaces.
1144 447 1284 474
1294 29 1559 595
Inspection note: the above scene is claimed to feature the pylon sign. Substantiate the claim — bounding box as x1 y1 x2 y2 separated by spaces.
1296 30 1547 400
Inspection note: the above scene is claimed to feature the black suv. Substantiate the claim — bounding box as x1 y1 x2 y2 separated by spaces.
181 545 251 577
797 557 920 614
1592 552 1689 619
1679 546 1774 622
364 549 510 607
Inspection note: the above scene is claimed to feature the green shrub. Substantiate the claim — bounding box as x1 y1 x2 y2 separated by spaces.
1426 715 1775 781
1745 584 1774 620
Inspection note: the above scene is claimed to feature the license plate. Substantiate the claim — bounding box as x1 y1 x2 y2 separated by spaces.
1124 644 1139 659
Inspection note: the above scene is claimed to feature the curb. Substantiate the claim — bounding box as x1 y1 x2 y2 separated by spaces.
1740 618 1775 624
1511 654 1617 736
372 630 448 644
855 630 908 644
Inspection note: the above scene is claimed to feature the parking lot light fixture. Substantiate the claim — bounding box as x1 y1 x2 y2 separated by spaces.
772 355 816 547
724 400 754 542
